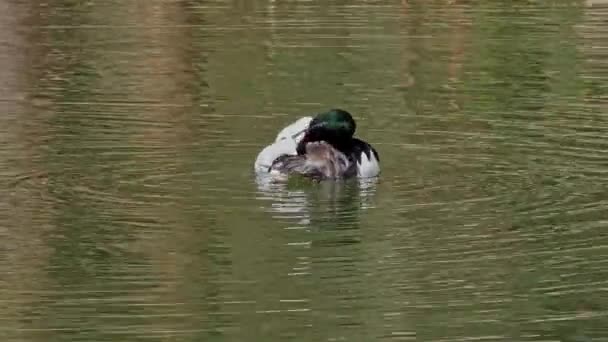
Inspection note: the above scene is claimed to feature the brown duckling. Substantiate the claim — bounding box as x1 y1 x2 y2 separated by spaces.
269 141 356 180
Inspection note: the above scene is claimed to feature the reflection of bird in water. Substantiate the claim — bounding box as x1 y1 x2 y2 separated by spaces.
255 171 378 224
254 109 380 227
269 141 355 180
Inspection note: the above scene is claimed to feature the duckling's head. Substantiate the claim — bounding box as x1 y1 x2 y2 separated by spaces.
296 109 356 155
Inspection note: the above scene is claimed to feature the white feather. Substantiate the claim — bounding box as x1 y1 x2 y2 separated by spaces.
356 150 380 178
254 138 297 173
254 116 313 173
275 116 313 142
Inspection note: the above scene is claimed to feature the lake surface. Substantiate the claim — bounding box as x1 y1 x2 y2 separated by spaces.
2 1 608 341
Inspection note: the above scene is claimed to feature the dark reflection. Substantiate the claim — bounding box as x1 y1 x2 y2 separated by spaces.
255 175 377 227
255 174 377 250
254 175 380 340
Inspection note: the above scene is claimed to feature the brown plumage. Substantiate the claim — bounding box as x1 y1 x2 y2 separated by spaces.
269 141 355 180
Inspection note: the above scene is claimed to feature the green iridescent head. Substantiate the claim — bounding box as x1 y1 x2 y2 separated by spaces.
296 109 357 154
309 109 356 138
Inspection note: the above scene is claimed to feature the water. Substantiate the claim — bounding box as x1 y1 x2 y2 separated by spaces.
2 1 608 341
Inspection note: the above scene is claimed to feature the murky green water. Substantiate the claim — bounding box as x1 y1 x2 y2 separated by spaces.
2 1 608 341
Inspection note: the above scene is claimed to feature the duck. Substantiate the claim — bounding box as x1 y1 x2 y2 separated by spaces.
254 109 380 179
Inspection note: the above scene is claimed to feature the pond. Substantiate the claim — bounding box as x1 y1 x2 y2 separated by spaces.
1 1 607 341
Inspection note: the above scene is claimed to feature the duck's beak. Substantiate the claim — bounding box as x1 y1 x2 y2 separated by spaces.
292 119 325 140
291 127 308 140
295 128 313 155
